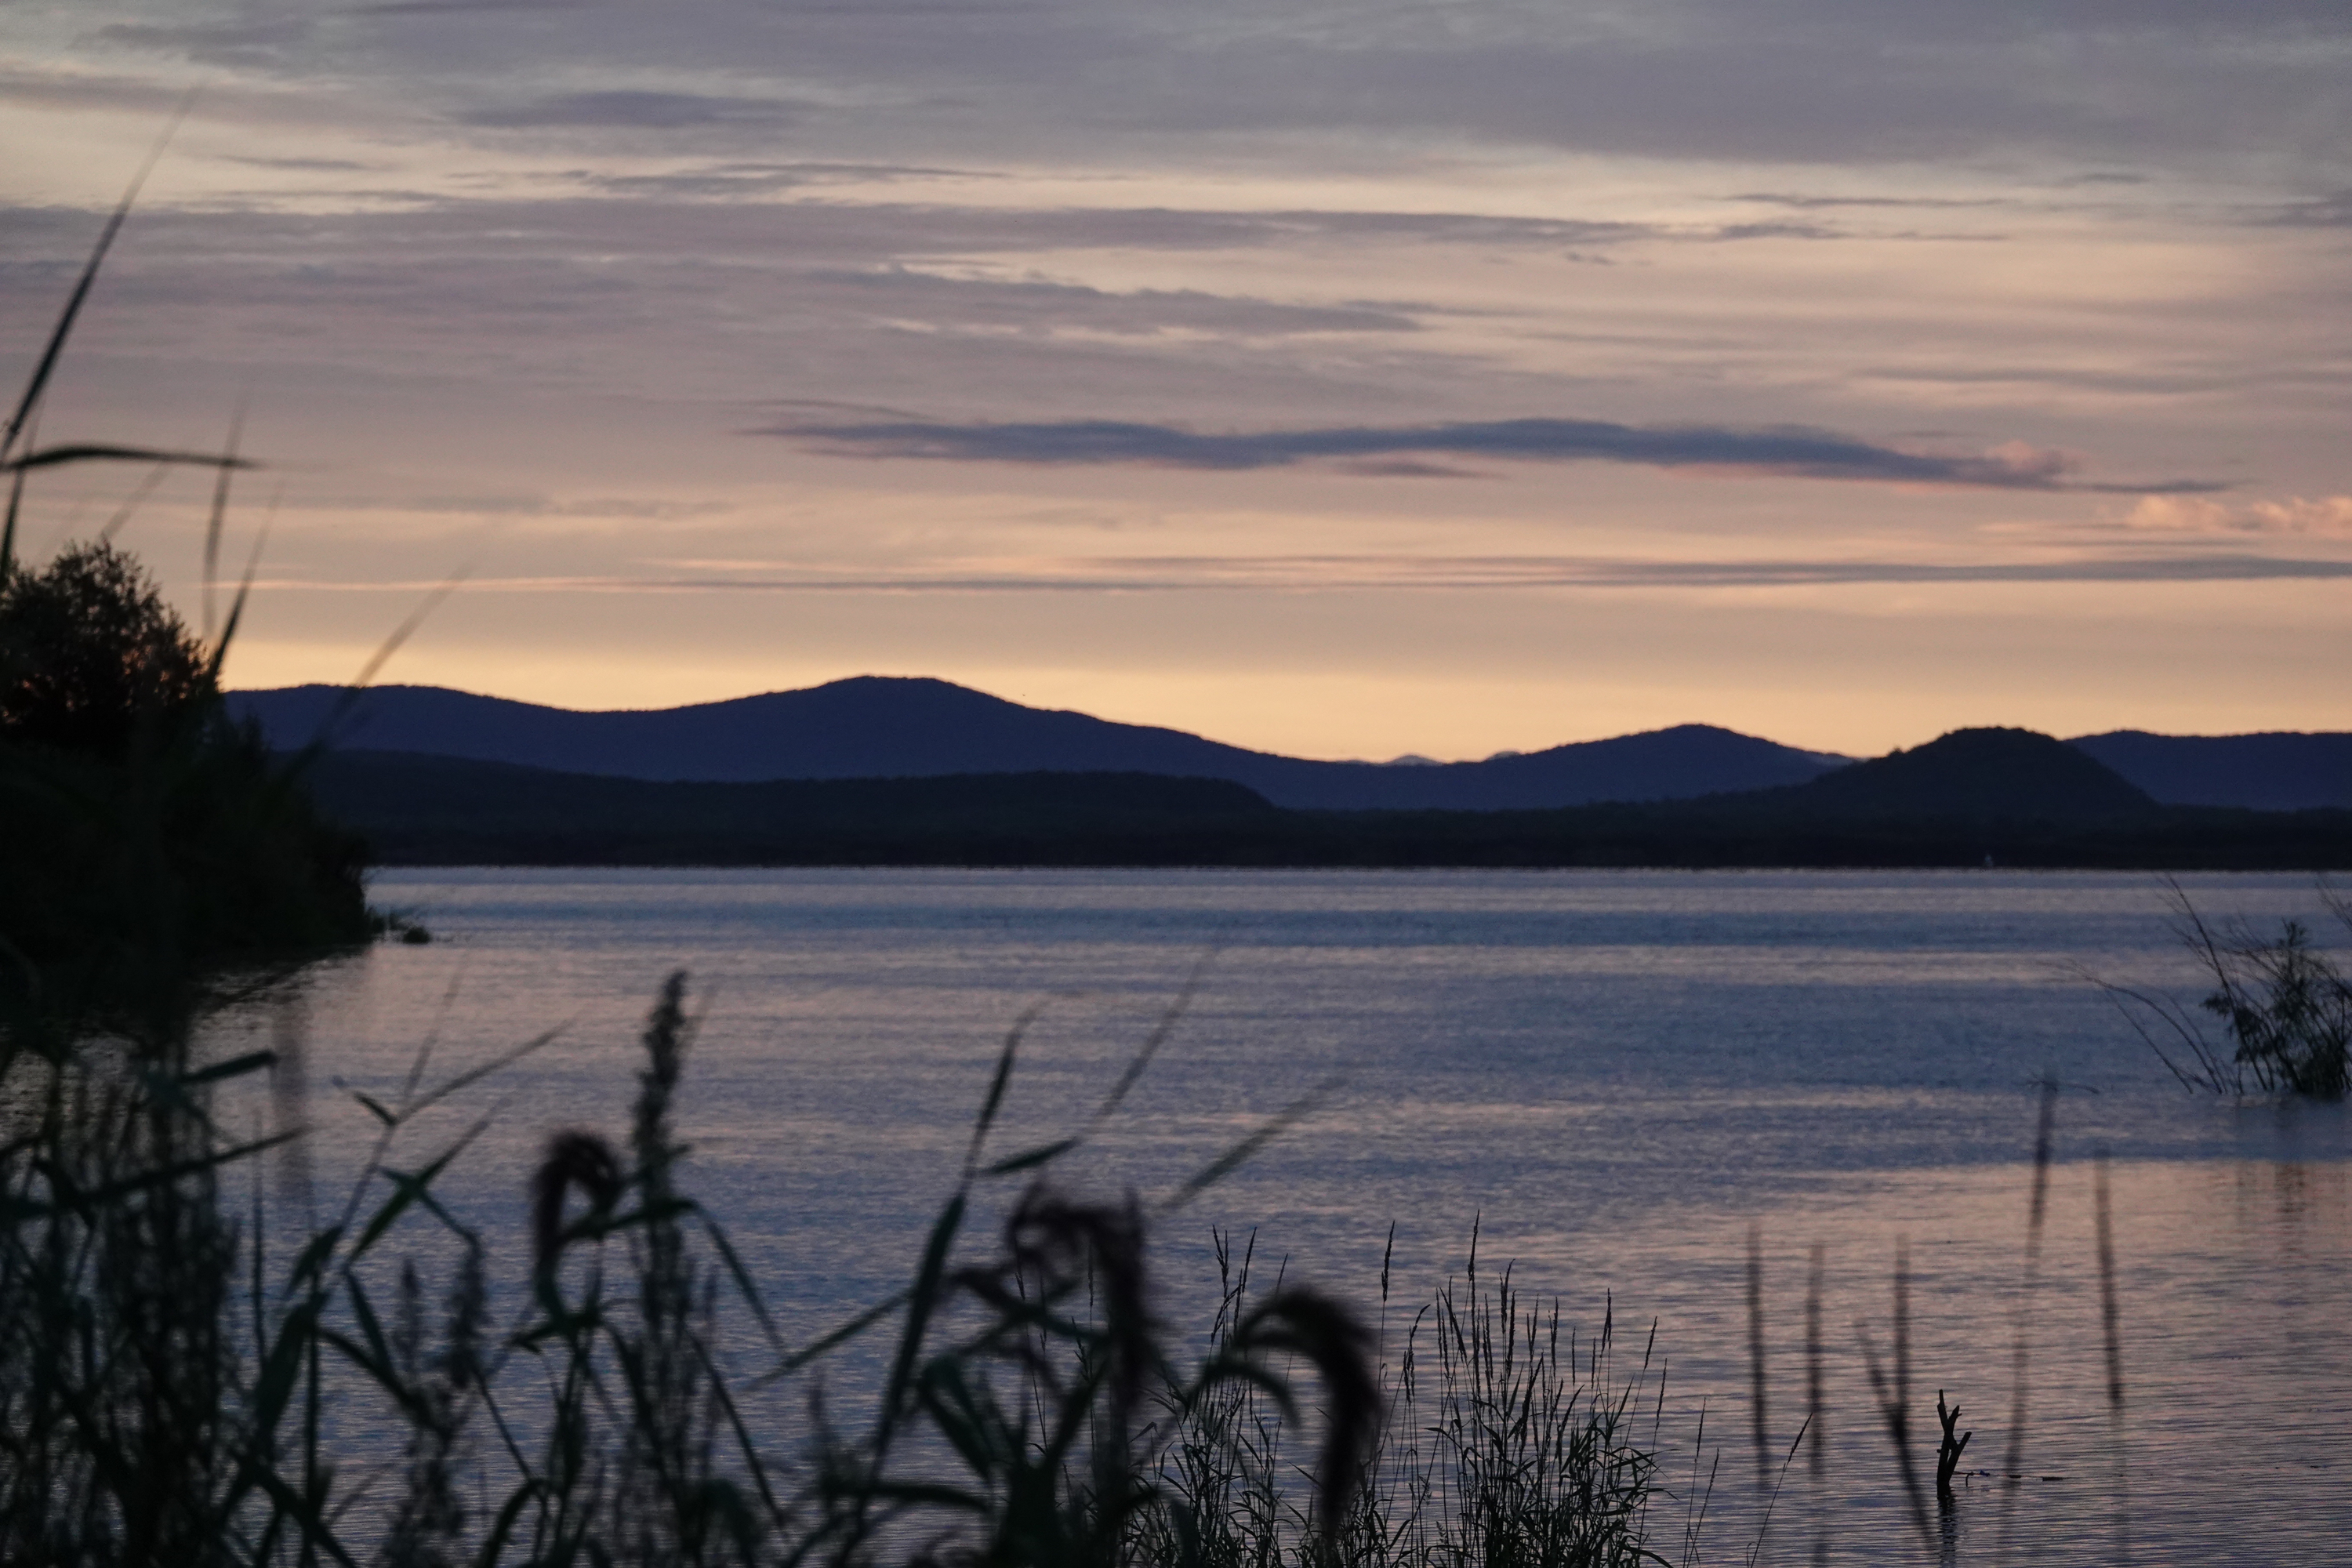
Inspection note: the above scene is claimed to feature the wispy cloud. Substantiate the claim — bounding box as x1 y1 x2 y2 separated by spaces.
2262 190 2352 228
458 90 803 130
761 416 2218 492
583 161 998 198
350 0 575 14
1728 191 2003 211
249 551 2352 595
93 18 311 67
221 154 375 172
800 268 1427 337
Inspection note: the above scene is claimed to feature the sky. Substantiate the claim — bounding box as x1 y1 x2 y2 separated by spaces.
3 0 2349 760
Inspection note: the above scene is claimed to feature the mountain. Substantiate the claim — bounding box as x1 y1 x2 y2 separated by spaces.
228 679 2349 813
2068 731 2352 811
227 677 1843 810
1755 727 2161 825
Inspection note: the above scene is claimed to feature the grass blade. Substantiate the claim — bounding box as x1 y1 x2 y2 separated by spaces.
1 93 191 464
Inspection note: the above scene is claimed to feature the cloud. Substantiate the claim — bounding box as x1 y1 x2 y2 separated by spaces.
1730 192 2002 211
763 416 2214 492
584 161 996 198
1708 221 1847 241
223 154 375 172
299 490 741 521
252 551 2352 595
2123 494 2352 535
0 64 256 118
2264 191 2352 228
1015 21 2352 168
1707 217 2003 245
92 18 311 67
800 268 1426 337
59 0 2352 176
5 191 1661 270
350 1 575 13
1246 212 1654 248
1019 551 2352 590
458 90 803 130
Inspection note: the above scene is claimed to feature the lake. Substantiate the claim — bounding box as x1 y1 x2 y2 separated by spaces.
216 868 2352 1564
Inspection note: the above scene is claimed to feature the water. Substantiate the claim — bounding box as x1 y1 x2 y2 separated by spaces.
215 868 2352 1563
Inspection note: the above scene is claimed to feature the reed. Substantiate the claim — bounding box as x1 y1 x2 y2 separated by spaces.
2095 880 2352 1100
0 946 1692 1568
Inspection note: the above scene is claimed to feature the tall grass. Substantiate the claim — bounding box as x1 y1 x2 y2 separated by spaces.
0 960 1690 1566
1139 1224 1664 1568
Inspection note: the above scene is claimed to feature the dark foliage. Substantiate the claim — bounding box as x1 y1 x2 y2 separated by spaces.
299 747 2352 870
2194 916 2352 1098
0 544 372 1044
0 153 372 1047
0 542 212 761
2100 886 2352 1099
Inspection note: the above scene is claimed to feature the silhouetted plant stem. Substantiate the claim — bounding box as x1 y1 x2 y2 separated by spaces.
1856 1235 1936 1560
1747 1222 1769 1493
1994 1073 2058 1567
1806 1241 1828 1568
2096 1149 2129 1568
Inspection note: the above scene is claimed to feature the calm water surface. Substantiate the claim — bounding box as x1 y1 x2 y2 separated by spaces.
219 869 2352 1564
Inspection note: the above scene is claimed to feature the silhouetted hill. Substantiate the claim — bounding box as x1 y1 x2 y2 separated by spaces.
303 750 1276 864
1753 727 2161 824
298 736 2352 870
2069 731 2352 811
229 677 1842 809
1365 725 1838 809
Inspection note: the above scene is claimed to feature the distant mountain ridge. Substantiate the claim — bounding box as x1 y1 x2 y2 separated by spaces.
227 677 1842 811
227 677 2351 812
2071 730 2352 812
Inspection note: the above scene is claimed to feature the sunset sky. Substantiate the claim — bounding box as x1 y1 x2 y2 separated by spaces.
5 0 2348 760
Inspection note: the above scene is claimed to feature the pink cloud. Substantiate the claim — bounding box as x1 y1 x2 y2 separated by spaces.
2122 494 2352 535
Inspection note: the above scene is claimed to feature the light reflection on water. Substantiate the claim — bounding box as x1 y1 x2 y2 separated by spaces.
211 869 2352 1564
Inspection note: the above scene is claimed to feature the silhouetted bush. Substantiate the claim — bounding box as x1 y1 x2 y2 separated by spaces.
2098 884 2352 1099
0 540 212 761
2192 913 2352 1099
0 540 370 1044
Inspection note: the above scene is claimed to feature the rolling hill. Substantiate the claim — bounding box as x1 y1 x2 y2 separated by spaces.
1745 727 2162 824
229 678 2350 812
229 677 1843 810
